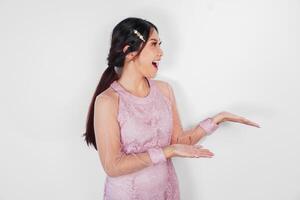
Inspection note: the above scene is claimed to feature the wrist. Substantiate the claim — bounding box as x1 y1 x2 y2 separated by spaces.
198 117 220 136
212 113 224 125
147 147 167 165
163 145 175 158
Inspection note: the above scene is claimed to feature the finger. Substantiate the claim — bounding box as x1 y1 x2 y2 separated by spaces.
193 149 214 157
198 151 214 156
233 117 260 128
243 118 261 128
198 148 213 153
189 147 214 156
189 149 211 157
191 153 212 158
194 144 203 149
196 154 214 158
197 150 214 156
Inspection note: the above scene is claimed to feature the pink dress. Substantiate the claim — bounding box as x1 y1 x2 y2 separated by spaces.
103 77 180 200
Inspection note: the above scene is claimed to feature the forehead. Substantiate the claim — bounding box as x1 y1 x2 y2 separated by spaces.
148 29 160 42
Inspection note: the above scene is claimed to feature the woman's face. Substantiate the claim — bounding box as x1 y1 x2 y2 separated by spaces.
134 29 163 78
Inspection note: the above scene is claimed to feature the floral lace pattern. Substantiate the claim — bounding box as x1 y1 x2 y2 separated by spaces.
103 78 180 200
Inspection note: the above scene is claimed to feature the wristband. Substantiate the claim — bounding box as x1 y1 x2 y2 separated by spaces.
197 117 219 135
147 147 167 165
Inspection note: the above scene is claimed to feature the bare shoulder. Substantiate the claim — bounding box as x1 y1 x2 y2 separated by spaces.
153 79 172 98
95 86 119 111
153 79 170 89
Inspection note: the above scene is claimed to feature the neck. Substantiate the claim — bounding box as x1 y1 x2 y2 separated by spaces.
117 64 150 95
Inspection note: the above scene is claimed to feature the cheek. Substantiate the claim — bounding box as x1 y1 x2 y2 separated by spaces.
138 55 152 66
136 59 150 73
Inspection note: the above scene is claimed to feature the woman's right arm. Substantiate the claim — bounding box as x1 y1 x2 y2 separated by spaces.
94 93 213 178
94 93 157 177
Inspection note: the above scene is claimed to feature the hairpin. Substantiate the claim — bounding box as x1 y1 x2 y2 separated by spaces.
133 29 145 42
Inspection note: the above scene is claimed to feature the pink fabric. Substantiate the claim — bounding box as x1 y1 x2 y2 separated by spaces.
198 117 219 135
147 147 167 165
103 77 180 200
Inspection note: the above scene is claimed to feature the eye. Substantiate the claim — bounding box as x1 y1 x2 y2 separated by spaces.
152 42 162 46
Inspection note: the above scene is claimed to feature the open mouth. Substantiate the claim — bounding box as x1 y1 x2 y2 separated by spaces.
152 61 159 69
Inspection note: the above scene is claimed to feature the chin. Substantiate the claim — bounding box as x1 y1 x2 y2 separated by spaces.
150 73 157 79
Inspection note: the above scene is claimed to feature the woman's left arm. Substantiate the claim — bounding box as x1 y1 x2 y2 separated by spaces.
172 115 224 145
166 83 260 145
166 83 217 145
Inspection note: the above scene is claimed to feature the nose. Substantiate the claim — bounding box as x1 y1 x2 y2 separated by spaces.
158 47 164 57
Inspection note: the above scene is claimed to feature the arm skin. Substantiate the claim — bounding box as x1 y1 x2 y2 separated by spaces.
94 83 222 177
94 93 175 177
165 82 223 145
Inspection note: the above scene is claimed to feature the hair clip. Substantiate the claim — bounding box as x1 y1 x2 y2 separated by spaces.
133 29 145 42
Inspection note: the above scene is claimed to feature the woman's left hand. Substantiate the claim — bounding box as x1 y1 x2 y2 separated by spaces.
213 111 261 128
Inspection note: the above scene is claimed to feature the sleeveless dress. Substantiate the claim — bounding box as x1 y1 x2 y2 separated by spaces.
103 77 180 200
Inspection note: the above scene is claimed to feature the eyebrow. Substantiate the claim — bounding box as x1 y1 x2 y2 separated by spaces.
149 38 162 43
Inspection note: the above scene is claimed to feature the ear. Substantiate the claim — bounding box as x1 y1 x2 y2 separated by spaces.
123 45 138 61
123 45 130 54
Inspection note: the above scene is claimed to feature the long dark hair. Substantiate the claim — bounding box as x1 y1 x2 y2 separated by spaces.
82 17 159 150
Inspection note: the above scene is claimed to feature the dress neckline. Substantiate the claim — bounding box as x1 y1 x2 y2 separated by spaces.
111 77 155 104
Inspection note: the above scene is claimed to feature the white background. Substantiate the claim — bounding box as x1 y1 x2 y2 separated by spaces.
1 0 299 199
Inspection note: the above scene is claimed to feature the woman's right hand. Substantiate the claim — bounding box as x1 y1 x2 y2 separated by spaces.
171 144 214 158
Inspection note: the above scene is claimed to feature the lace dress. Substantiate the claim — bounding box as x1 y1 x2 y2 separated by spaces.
94 75 221 199
102 77 180 200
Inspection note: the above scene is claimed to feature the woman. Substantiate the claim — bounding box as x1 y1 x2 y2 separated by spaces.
83 17 260 200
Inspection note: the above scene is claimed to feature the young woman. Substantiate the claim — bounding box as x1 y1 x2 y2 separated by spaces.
83 17 260 200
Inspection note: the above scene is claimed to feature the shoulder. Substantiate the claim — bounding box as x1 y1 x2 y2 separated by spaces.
153 79 173 100
153 79 171 89
94 86 119 113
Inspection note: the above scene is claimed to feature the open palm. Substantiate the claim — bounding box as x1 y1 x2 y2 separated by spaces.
172 144 214 158
219 111 260 128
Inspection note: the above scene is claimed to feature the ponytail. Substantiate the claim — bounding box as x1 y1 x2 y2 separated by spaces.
83 17 158 150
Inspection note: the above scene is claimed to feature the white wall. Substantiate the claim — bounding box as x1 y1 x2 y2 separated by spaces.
1 0 299 199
